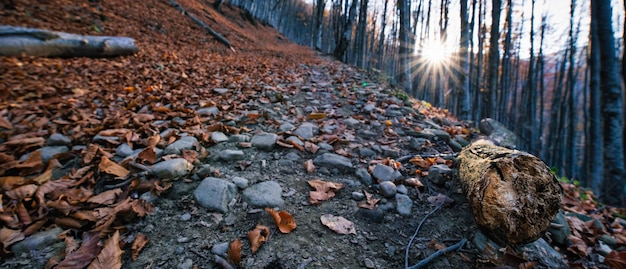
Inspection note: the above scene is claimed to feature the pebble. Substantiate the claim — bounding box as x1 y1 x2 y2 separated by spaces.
279 122 296 132
396 184 408 195
395 194 413 216
379 181 397 198
313 153 354 172
363 103 376 113
10 227 64 255
448 139 463 152
547 211 571 245
229 134 250 142
214 88 229 95
232 176 249 189
355 168 373 185
164 136 198 155
198 106 220 116
193 177 237 213
47 134 71 146
218 149 244 161
293 122 318 140
177 259 193 269
180 213 192 221
284 152 301 161
251 132 278 151
351 191 365 201
211 132 229 143
151 158 194 179
358 147 376 157
38 146 69 164
93 134 119 144
286 136 304 146
364 258 375 268
115 143 134 157
139 191 158 203
358 208 384 223
211 242 230 256
372 164 394 182
317 142 334 151
427 164 452 186
343 118 360 128
242 181 285 208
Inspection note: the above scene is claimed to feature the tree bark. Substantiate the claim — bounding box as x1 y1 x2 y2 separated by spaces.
333 0 358 61
486 0 501 118
398 0 413 93
0 26 138 58
458 0 471 120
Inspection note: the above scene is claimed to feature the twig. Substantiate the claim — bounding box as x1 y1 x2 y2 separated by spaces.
190 248 209 259
397 153 460 163
168 0 234 50
406 238 468 269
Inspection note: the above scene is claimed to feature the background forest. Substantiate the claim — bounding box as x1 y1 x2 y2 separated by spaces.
221 0 626 206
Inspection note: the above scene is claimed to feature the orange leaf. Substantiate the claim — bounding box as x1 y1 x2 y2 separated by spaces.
265 208 297 233
87 189 122 205
57 232 101 269
131 233 149 261
320 214 356 234
308 112 327 119
307 179 344 205
227 238 242 267
137 146 157 164
0 176 25 191
5 184 37 200
409 156 432 169
87 230 123 269
247 224 270 253
0 116 12 129
0 227 24 253
385 120 392 126
99 156 129 178
304 159 315 174
605 251 626 269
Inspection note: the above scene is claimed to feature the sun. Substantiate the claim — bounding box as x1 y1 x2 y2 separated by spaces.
419 39 451 65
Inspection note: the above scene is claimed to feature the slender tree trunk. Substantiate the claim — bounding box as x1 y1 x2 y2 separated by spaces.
398 0 413 93
526 0 536 153
334 0 358 61
458 0 471 120
499 0 512 124
312 0 326 50
588 2 604 195
486 0 501 118
377 0 390 70
355 0 368 68
594 0 626 206
566 0 578 179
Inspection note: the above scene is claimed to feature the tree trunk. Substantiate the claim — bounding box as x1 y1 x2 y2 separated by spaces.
333 0 358 61
588 2 604 195
355 0 368 68
312 0 326 50
458 0 471 120
398 0 413 93
486 0 501 118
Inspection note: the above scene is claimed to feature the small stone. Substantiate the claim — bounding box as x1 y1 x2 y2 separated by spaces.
317 142 334 151
229 134 250 142
395 194 413 216
211 132 229 143
214 88 229 95
372 164 394 182
364 258 375 268
47 134 71 146
177 259 193 269
219 149 244 161
279 122 296 132
407 129 435 140
177 236 190 243
93 135 119 144
180 213 192 221
355 168 373 185
251 133 278 151
151 159 193 179
164 136 198 155
198 106 220 116
211 242 230 256
115 143 134 157
10 227 63 255
139 191 158 203
39 146 69 164
363 103 376 113
243 181 285 208
351 191 365 201
427 164 453 186
284 152 301 161
358 208 384 223
313 153 354 172
408 137 428 150
194 177 238 213
454 136 470 147
358 148 376 157
548 211 571 245
357 130 378 138
343 118 360 128
598 234 618 248
293 122 318 140
396 184 408 194
448 139 463 152
379 181 397 198
232 176 249 189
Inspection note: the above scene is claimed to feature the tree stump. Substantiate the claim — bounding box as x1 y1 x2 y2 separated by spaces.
457 140 562 245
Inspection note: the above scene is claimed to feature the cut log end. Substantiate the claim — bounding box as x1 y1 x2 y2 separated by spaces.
458 140 562 245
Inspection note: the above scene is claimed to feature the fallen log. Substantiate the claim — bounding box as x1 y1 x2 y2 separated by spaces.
457 139 562 245
0 25 138 58
168 0 234 51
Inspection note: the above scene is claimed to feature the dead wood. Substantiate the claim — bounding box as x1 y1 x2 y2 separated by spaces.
0 26 138 58
168 0 234 51
457 140 562 245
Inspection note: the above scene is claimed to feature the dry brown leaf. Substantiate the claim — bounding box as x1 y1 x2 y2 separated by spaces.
131 233 149 261
227 238 242 267
98 156 129 178
87 189 122 205
357 190 380 210
265 208 297 233
566 235 588 257
83 144 100 164
15 202 31 225
304 141 319 153
307 179 344 205
307 112 326 119
87 230 123 269
181 149 198 164
303 159 315 174
276 139 294 148
0 176 25 191
0 227 24 252
98 129 131 137
56 231 101 269
14 150 44 172
409 156 432 169
0 116 12 129
247 224 270 253
32 159 62 185
4 137 45 147
137 146 157 164
5 184 38 200
605 251 626 269
320 214 356 235
404 177 424 188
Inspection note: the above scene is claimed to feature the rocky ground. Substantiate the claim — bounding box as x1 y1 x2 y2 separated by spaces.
1 0 625 268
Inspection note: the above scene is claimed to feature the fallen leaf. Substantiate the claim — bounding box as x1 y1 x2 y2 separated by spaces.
304 159 315 173
131 233 149 261
3 137 45 147
5 184 38 200
404 177 424 188
307 179 344 205
304 141 319 153
0 116 12 129
247 224 270 253
605 251 626 269
566 235 588 257
56 232 101 269
320 214 356 235
308 112 326 119
0 176 25 191
31 159 62 184
87 230 123 269
0 227 24 253
427 193 454 207
265 208 297 233
87 189 122 205
227 238 242 267
136 146 157 164
409 156 432 169
98 129 131 137
357 190 380 210
98 156 129 178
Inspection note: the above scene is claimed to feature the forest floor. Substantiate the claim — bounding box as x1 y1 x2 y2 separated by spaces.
1 0 625 268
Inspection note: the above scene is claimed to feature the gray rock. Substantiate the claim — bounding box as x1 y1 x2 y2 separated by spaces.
343 118 360 128
395 194 412 216
407 129 435 140
313 153 354 172
177 259 193 269
408 137 429 150
140 191 158 203
317 142 334 151
293 122 319 140
427 164 452 186
597 240 613 256
423 119 442 129
358 148 376 157
479 118 519 149
372 164 394 182
229 134 250 142
454 136 470 147
218 149 244 161
358 208 384 223
214 88 229 95
116 143 134 157
518 238 568 268
211 242 230 256
243 181 284 208
194 177 237 213
357 130 378 138
426 128 451 141
382 148 401 158
598 234 618 248
352 191 365 201
364 258 375 268
355 168 373 185
385 109 404 117
164 136 198 155
10 227 64 254
198 106 220 116
151 159 193 179
547 210 571 245
279 122 296 132
251 133 278 151
180 213 192 221
379 181 397 198
211 132 229 143
286 136 304 146
93 135 119 144
363 103 376 113
47 134 71 146
396 184 408 195
232 177 249 189
284 152 301 161
39 146 69 164
448 139 463 152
